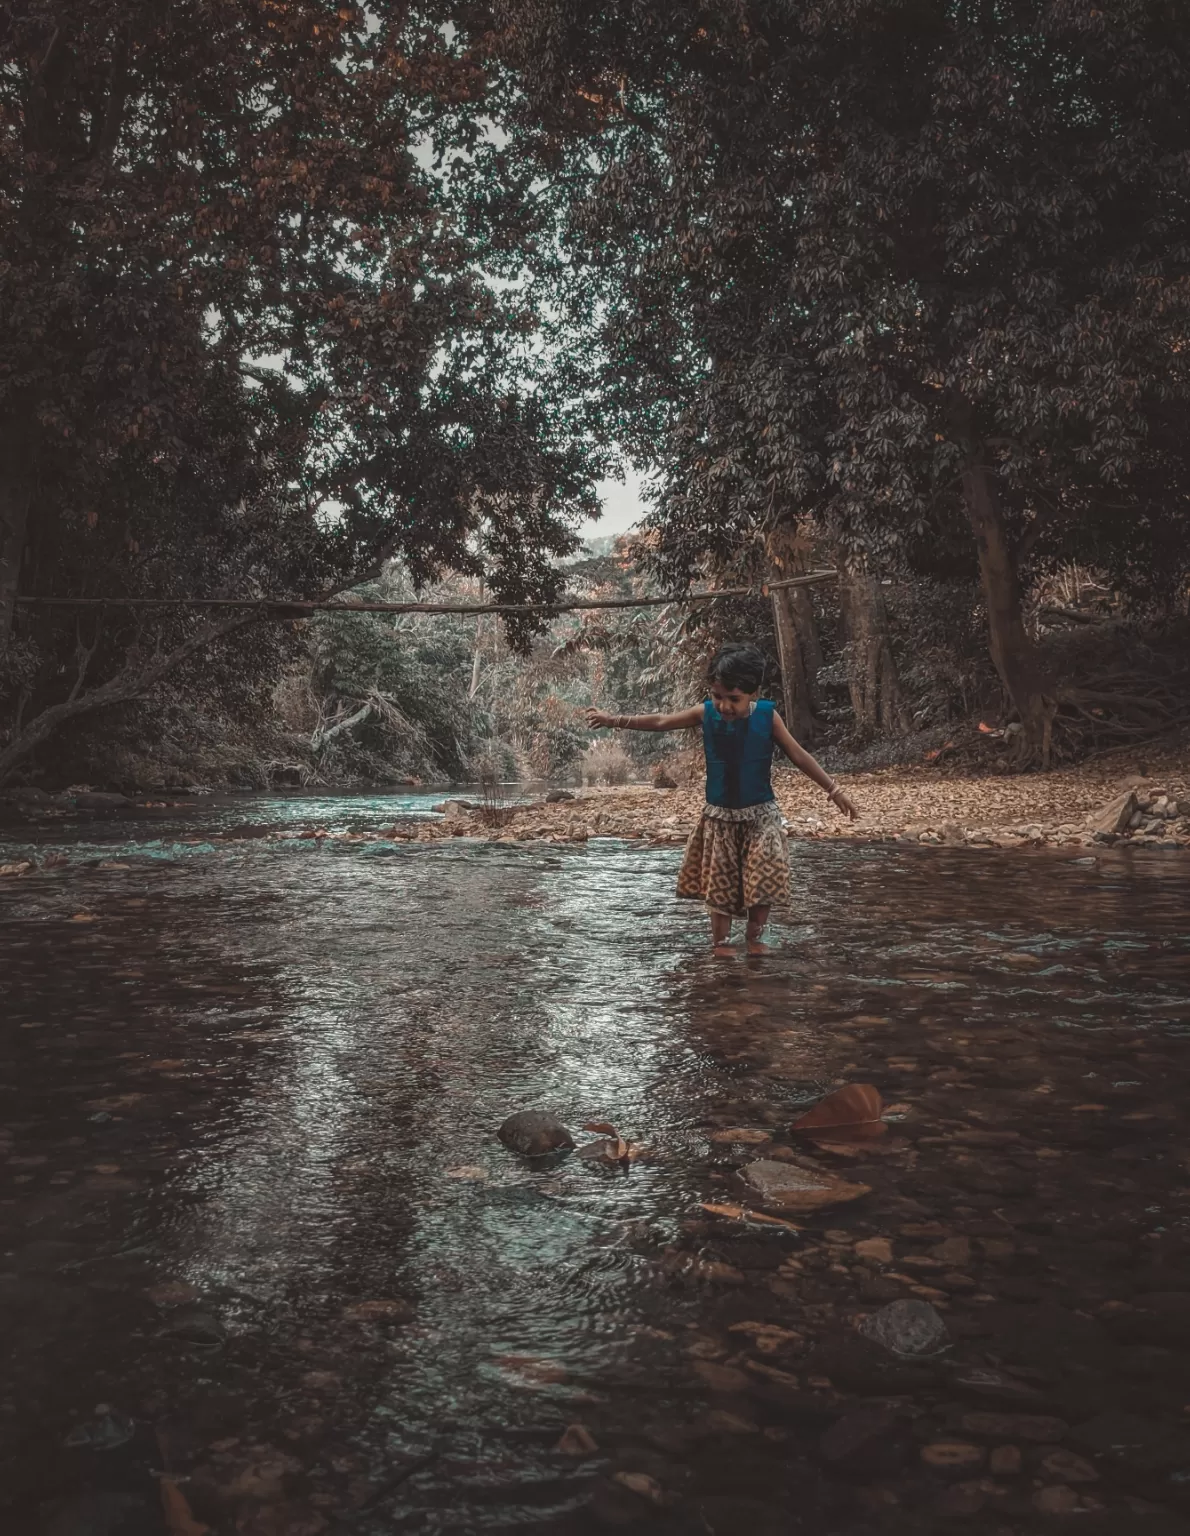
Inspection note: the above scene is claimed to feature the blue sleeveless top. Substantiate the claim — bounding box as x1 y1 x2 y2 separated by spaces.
703 699 776 809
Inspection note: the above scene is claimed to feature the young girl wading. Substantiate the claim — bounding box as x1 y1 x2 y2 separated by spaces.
587 644 858 956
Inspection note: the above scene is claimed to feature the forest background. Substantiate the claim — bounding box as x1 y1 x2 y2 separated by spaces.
2 0 1189 794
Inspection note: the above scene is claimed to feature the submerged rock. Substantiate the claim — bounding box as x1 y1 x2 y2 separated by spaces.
73 791 134 811
739 1156 870 1211
498 1110 574 1157
857 1299 950 1358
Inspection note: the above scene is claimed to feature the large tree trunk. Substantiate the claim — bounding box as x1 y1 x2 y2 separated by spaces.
836 551 912 737
766 526 822 741
962 461 1056 767
0 419 34 658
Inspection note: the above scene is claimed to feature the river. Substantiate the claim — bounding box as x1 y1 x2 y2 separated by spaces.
1 799 1188 1533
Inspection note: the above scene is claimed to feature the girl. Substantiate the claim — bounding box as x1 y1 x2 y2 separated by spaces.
586 643 858 955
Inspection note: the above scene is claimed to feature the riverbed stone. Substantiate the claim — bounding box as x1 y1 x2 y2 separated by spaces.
738 1156 869 1211
857 1298 950 1357
498 1110 574 1157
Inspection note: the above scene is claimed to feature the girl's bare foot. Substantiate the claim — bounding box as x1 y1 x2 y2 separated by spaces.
713 941 737 957
745 937 770 956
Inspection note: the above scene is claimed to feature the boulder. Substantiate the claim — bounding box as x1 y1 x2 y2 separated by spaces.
545 790 576 803
652 768 679 790
73 791 134 811
498 1110 574 1158
1086 789 1137 836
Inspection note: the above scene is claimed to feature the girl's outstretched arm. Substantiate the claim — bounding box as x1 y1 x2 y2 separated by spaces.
772 711 859 819
586 706 704 732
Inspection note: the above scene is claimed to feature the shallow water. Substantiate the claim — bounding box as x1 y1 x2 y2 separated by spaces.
1 818 1189 1534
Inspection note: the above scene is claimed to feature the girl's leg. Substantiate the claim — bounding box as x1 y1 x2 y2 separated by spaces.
709 910 735 955
745 904 771 955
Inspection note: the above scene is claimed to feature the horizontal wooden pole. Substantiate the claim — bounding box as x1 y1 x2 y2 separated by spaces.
14 570 837 618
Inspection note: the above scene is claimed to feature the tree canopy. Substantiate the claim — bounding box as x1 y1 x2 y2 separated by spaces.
468 0 1190 761
0 0 602 779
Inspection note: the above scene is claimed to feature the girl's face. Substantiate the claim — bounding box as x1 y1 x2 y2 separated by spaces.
709 681 759 720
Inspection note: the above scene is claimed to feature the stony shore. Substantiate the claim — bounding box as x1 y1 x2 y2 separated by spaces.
418 743 1190 853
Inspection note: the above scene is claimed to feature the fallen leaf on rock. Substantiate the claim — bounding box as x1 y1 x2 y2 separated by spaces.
0 861 34 877
791 1083 886 1142
613 1471 664 1504
556 1424 599 1456
699 1202 803 1232
70 911 97 923
161 1478 211 1536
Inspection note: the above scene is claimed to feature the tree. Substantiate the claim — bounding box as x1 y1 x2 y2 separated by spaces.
0 0 601 781
472 0 1190 764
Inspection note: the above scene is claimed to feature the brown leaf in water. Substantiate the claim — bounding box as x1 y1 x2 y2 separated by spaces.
161 1478 211 1536
699 1202 803 1233
582 1120 618 1135
791 1083 886 1142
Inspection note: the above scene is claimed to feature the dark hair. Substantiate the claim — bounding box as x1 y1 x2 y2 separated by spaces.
707 643 766 693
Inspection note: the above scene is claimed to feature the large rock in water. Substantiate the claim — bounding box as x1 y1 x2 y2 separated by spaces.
498 1111 574 1157
73 791 134 811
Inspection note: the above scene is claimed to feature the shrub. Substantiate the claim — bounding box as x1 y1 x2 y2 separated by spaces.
580 740 632 785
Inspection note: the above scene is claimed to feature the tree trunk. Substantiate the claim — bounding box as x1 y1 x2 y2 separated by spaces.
0 419 34 658
766 526 822 740
961 461 1056 767
836 551 912 737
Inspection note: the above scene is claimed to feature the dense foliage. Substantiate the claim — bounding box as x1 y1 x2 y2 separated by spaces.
0 0 602 782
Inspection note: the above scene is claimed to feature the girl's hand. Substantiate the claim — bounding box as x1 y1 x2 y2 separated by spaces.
586 708 615 729
831 788 859 821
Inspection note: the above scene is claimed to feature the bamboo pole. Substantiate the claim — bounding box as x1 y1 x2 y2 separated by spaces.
13 571 837 617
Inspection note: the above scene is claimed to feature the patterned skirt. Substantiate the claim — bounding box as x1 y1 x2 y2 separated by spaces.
676 800 790 918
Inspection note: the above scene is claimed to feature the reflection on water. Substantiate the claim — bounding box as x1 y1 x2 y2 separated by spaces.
1 824 1189 1533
